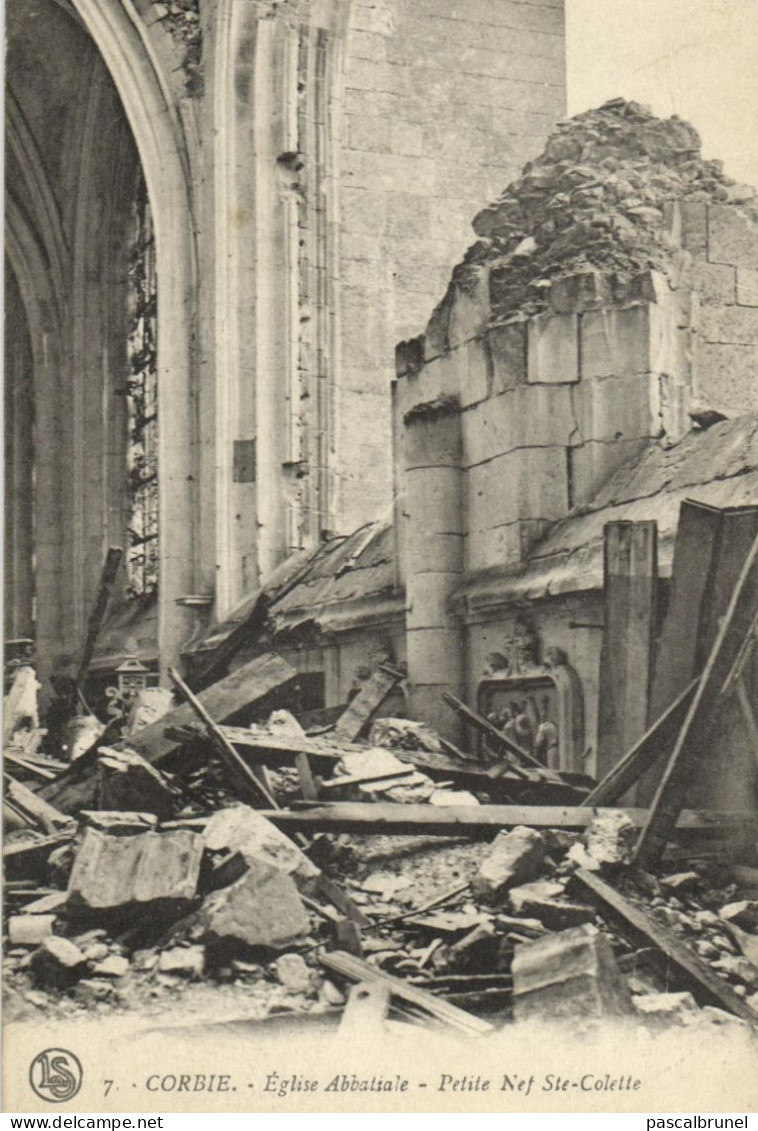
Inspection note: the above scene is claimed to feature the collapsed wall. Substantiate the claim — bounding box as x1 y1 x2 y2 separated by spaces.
393 99 758 735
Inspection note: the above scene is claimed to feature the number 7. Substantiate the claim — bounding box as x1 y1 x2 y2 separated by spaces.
104 1079 114 1096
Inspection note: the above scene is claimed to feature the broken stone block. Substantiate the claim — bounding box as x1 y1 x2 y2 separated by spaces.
91 955 130 979
582 809 636 867
445 924 501 973
719 900 758 931
512 924 633 1022
275 952 312 992
67 827 203 920
8 915 56 947
633 991 699 1027
65 715 105 762
191 860 311 960
30 937 87 989
711 956 758 988
20 892 68 915
472 827 545 902
429 790 480 807
158 946 205 978
95 747 178 821
265 709 306 739
202 806 319 891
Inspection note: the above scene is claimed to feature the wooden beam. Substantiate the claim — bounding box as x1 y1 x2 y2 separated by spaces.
254 802 749 838
572 869 757 1023
319 950 493 1036
634 529 758 868
442 692 550 776
168 667 278 809
77 547 123 691
596 521 657 782
583 679 698 807
333 665 403 742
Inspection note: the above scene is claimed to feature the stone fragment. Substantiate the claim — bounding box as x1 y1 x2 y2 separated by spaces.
95 747 178 821
65 715 105 762
80 811 158 835
632 991 699 1026
429 790 480 807
7 915 56 947
695 939 721 961
275 953 312 992
202 806 319 890
81 942 109 963
30 937 87 989
158 946 205 978
719 900 758 931
20 892 68 915
512 924 633 1022
711 956 758 988
91 955 130 979
582 809 636 867
320 980 345 1007
445 924 501 972
265 709 307 739
472 827 545 902
67 827 203 919
192 860 311 959
509 880 594 931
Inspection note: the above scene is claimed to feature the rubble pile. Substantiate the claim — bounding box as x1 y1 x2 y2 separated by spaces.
454 98 757 322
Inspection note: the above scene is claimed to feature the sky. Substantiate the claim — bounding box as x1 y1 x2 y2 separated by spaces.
566 0 758 188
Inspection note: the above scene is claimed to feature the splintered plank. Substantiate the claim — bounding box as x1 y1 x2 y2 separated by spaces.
320 950 493 1036
572 869 757 1023
332 665 403 742
634 529 758 868
3 776 75 836
583 679 698 807
130 653 298 764
78 547 124 691
596 522 657 782
41 653 297 814
255 803 748 838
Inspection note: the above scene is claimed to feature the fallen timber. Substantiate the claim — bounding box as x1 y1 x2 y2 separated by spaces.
253 802 751 838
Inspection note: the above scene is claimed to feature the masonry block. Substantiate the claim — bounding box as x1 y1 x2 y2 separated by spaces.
395 337 425 378
405 466 463 535
549 271 613 314
580 305 662 380
737 267 758 307
404 403 461 469
512 923 633 1022
527 312 579 384
679 202 707 254
405 530 464 577
571 373 660 446
489 322 527 392
424 288 453 360
701 304 758 344
708 205 758 268
569 438 648 507
683 262 736 305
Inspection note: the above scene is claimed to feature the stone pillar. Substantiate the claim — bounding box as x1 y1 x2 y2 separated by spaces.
403 396 465 740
